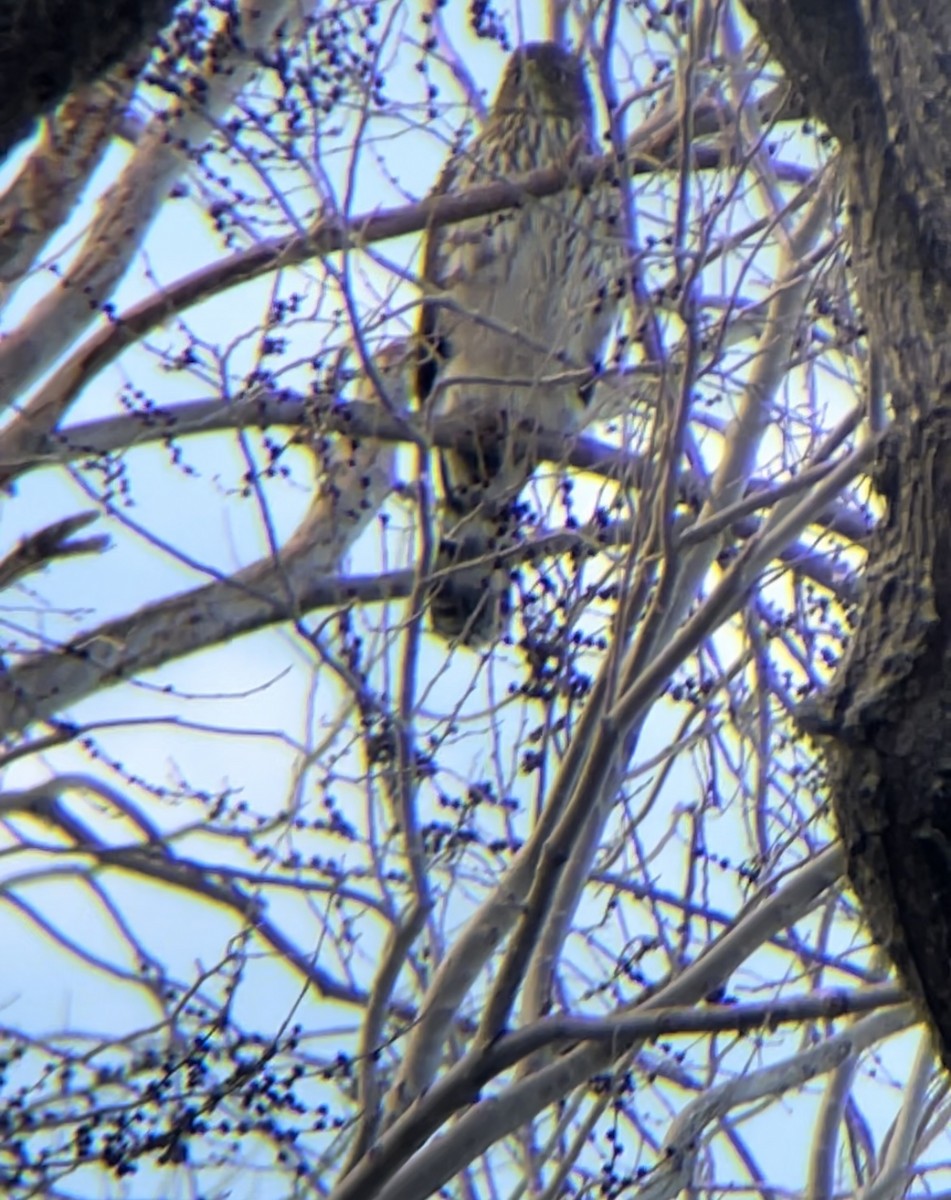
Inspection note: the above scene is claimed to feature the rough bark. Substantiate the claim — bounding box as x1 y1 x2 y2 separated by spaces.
0 0 179 162
743 2 951 409
745 0 951 1066
800 414 951 1061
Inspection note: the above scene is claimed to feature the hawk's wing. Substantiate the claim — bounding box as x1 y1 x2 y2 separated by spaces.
416 149 458 409
416 138 530 410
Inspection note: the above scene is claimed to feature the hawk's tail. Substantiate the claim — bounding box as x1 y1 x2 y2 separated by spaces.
427 518 513 646
428 439 529 645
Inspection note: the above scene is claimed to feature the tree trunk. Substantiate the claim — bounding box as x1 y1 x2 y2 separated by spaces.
800 413 951 1061
0 0 179 161
745 0 951 1065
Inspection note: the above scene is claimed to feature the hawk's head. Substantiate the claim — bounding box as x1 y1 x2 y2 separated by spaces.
493 42 593 128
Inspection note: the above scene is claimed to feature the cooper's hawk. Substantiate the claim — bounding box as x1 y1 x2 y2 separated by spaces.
418 41 625 645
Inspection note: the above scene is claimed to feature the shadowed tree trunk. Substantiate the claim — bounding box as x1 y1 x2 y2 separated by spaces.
0 0 179 161
746 0 951 1066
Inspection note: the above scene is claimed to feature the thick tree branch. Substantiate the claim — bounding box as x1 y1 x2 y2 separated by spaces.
632 1006 913 1200
331 847 847 1200
0 72 134 295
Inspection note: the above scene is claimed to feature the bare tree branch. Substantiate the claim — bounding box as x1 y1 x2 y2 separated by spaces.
0 511 108 591
0 0 299 411
333 847 848 1200
0 72 134 295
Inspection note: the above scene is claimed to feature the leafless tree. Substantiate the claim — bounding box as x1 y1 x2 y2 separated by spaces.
0 2 944 1199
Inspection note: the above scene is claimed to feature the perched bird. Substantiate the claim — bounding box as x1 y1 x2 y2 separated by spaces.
418 41 626 645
